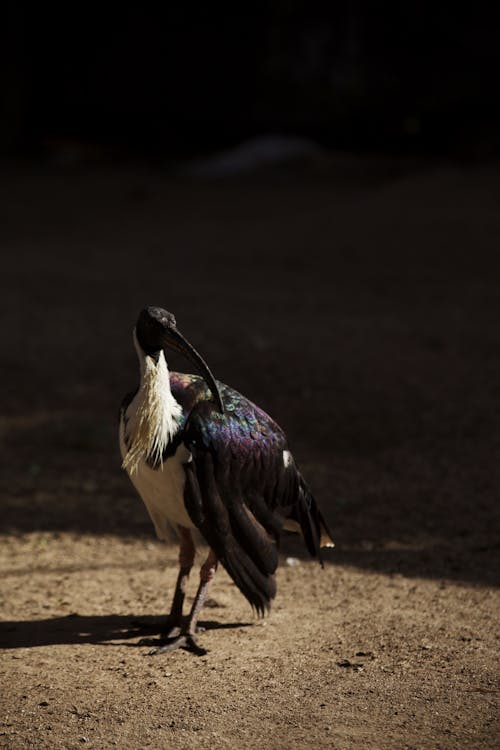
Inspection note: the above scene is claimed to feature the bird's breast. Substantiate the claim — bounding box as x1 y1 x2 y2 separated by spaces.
119 418 194 539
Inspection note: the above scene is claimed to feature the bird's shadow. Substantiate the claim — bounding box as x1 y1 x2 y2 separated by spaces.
0 614 253 651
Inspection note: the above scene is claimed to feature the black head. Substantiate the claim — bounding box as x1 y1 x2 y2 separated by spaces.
134 306 224 414
136 306 177 355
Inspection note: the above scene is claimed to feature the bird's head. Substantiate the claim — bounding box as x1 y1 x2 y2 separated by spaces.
134 306 224 414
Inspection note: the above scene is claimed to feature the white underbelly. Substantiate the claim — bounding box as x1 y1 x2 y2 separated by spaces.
120 423 194 540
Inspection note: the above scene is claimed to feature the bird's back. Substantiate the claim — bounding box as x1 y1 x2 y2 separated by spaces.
171 373 333 612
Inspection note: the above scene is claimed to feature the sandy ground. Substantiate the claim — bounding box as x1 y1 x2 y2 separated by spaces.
0 156 499 748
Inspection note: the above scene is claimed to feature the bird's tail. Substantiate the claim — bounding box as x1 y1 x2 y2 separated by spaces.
286 476 334 565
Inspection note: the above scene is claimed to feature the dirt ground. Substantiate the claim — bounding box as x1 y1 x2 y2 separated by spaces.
0 156 499 748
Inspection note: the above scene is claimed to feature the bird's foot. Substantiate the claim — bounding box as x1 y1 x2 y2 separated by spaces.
137 618 206 652
145 632 207 656
132 613 188 640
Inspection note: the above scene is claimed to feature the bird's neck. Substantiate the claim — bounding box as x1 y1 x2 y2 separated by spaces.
122 350 183 474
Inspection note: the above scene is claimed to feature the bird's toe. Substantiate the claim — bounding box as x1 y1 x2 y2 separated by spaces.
144 633 207 656
183 634 207 655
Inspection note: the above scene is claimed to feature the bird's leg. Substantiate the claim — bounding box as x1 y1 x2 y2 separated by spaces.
185 550 218 637
137 526 194 644
148 550 218 656
161 526 196 637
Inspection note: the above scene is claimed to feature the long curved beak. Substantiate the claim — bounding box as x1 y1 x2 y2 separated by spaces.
161 327 225 415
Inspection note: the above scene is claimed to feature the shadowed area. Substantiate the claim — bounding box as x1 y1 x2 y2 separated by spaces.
1 162 499 589
0 614 253 650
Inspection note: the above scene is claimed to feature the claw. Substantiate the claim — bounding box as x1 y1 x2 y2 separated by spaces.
147 633 207 656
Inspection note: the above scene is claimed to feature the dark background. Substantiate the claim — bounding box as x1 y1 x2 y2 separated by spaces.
2 3 500 159
1 4 499 588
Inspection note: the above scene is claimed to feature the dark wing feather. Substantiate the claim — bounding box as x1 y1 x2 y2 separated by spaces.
179 378 331 612
184 451 276 614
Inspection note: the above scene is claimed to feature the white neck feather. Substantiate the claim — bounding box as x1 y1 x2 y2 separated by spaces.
122 333 182 474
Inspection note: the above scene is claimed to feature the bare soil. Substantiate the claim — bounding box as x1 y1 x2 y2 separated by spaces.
0 157 499 748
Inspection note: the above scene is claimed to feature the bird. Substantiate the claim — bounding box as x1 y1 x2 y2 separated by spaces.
119 306 334 655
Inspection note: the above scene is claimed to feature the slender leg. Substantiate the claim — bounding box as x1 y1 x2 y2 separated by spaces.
148 550 218 656
162 526 196 636
186 550 218 636
137 526 195 643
